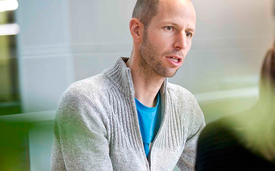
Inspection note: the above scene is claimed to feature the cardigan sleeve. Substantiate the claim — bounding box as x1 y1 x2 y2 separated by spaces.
176 94 205 171
50 86 113 171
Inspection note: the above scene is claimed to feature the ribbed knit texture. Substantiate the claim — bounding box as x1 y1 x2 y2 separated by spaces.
51 57 205 171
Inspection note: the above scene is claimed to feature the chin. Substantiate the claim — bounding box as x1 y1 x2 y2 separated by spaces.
157 69 178 78
166 73 177 78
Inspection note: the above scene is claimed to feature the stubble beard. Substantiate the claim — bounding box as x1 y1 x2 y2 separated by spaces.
139 30 178 79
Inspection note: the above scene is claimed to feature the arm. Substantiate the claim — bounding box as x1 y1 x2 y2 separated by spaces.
51 87 113 171
176 96 205 171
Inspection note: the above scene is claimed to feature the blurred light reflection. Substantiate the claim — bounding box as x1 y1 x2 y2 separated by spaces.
0 0 19 13
0 23 20 36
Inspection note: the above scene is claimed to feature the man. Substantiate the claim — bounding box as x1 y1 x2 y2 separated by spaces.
51 0 205 170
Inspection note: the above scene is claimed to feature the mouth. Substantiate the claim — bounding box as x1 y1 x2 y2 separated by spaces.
166 55 182 63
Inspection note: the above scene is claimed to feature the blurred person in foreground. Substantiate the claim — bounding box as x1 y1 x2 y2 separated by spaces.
195 43 275 171
51 0 205 170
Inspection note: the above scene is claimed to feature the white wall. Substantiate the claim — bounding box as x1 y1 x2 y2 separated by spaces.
68 0 134 81
16 0 73 113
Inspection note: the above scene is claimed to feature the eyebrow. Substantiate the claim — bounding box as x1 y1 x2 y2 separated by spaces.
186 27 196 33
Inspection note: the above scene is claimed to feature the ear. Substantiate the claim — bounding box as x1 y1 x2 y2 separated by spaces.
129 18 143 43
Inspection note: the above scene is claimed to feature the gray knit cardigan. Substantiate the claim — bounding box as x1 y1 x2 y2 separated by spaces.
51 57 205 171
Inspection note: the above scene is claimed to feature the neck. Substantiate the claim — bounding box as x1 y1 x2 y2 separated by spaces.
127 51 165 107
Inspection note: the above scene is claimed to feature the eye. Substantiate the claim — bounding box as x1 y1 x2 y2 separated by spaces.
186 32 193 37
164 26 174 31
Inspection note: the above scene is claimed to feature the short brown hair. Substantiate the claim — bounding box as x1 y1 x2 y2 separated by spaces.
132 0 160 28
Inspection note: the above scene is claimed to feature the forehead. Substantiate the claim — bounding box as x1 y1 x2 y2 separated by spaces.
151 0 196 27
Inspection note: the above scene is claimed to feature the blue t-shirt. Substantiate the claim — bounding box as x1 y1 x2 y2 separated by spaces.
135 92 161 157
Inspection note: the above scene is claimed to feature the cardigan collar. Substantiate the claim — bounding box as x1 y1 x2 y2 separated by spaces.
104 57 168 96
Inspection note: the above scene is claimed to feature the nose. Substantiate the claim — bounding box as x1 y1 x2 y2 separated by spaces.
173 32 187 51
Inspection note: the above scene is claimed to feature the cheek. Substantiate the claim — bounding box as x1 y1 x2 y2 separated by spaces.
151 31 170 44
148 31 174 55
150 38 167 52
186 40 192 51
151 35 164 46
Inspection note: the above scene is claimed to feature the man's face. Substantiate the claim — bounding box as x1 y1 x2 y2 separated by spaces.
139 0 196 77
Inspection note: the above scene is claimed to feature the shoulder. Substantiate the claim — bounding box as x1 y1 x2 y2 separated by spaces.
55 73 113 126
200 111 251 142
199 117 235 143
166 82 199 106
71 73 113 93
167 82 191 94
200 119 226 135
61 73 113 101
167 82 205 132
57 73 114 117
